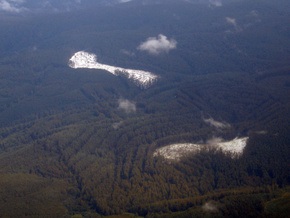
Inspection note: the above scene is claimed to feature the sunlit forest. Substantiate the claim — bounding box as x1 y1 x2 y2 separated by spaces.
0 0 289 217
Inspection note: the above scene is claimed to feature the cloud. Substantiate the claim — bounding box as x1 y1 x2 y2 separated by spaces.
112 121 123 129
209 0 222 7
118 0 132 3
248 10 261 23
226 17 242 32
250 10 259 17
255 130 267 135
118 98 136 113
137 34 177 55
226 17 237 26
0 0 26 12
0 0 84 13
120 49 135 57
203 117 230 129
202 201 218 212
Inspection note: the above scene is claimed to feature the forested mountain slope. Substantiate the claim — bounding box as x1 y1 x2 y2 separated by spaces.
0 0 289 217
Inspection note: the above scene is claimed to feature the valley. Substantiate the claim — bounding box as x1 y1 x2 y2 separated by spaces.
0 0 289 217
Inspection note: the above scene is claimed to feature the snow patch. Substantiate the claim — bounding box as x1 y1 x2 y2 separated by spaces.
153 137 249 161
215 137 248 156
153 143 201 161
69 51 158 88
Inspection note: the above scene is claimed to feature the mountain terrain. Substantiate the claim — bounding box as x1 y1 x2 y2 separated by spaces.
0 0 289 217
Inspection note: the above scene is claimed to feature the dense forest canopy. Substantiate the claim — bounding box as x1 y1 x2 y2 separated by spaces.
0 0 289 217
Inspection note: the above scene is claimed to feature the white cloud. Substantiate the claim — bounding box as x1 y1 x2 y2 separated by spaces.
118 98 136 113
203 117 230 129
120 49 135 57
250 10 259 17
0 0 26 12
112 121 123 129
255 130 267 135
118 0 132 3
226 17 237 26
10 0 25 3
137 34 177 55
202 201 218 212
248 10 261 23
209 0 222 7
226 17 242 32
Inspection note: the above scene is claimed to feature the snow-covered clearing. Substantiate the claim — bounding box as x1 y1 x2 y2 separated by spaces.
69 51 158 88
153 137 249 161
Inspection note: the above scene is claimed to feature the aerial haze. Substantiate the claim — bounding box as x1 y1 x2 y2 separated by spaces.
0 0 289 217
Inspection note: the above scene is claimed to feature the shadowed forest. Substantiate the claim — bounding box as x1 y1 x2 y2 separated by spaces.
0 0 289 217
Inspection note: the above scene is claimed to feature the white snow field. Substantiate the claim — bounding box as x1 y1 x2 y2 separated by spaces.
153 137 249 161
69 51 158 88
